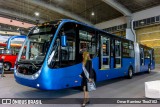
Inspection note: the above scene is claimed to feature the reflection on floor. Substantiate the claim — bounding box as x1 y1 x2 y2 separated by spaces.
1 66 160 107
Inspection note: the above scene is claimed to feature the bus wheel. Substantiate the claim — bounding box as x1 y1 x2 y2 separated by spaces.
128 67 133 79
4 62 11 71
147 66 151 74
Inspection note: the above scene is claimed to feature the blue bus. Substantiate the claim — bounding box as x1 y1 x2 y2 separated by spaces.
11 19 155 90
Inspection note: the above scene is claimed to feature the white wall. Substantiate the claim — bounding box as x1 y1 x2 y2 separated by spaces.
133 5 160 20
95 5 160 29
95 16 126 29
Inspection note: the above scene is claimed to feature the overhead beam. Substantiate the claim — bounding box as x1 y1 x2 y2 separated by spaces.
95 5 160 29
0 8 45 24
24 0 92 25
102 0 135 42
0 17 34 28
102 0 132 16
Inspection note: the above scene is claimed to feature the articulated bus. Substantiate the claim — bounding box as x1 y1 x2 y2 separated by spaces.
12 19 155 90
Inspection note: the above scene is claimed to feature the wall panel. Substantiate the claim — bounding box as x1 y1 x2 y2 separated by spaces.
136 24 160 64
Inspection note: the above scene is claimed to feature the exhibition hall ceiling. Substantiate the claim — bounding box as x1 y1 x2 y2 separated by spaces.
0 0 160 25
117 0 160 12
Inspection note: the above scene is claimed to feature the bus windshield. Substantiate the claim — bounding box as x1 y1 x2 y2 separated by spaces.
18 25 57 64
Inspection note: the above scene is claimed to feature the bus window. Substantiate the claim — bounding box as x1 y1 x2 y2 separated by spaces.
144 48 150 58
110 39 114 57
129 41 134 57
48 23 77 68
48 39 60 68
59 23 76 67
60 39 75 61
28 42 44 60
79 27 96 58
115 40 121 68
122 41 129 57
91 36 97 56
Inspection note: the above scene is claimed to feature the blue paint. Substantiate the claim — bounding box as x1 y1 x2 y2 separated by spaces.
14 57 135 90
61 35 67 47
140 58 154 72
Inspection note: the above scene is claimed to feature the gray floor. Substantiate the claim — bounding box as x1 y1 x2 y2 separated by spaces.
1 66 160 107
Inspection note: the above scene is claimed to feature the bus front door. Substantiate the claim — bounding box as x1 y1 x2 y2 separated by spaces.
140 47 145 72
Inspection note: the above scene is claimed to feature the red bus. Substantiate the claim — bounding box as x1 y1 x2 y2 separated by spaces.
0 43 22 71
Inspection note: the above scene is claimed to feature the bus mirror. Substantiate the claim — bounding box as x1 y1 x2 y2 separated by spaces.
61 35 67 47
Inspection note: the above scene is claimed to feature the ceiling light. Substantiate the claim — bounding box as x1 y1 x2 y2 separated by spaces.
35 12 39 16
91 12 95 16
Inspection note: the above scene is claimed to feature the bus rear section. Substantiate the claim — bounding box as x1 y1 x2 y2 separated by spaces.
134 43 155 73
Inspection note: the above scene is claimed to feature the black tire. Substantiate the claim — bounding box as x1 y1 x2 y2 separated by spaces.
127 67 133 79
3 62 11 71
147 66 151 74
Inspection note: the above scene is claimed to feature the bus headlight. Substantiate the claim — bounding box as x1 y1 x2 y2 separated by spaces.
37 84 40 87
35 73 39 78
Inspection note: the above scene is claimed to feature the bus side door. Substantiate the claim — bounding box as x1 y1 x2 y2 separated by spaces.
99 34 110 70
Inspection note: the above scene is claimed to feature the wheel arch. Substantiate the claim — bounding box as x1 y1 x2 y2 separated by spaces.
129 65 134 73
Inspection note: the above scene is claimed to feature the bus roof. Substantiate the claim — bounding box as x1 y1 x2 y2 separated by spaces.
52 19 133 42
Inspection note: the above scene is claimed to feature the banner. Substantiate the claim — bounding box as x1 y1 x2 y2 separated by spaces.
0 98 159 104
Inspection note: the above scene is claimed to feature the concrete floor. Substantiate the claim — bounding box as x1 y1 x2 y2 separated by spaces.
1 66 160 107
